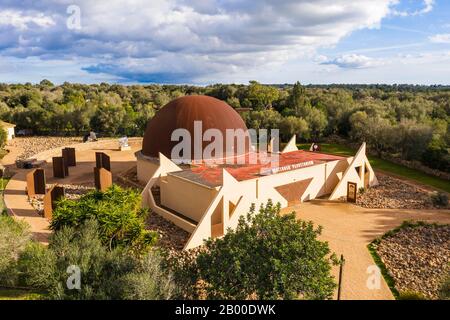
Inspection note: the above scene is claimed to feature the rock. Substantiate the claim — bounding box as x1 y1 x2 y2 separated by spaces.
376 224 450 299
356 174 436 210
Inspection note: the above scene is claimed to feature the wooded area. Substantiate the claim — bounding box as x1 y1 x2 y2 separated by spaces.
0 80 448 172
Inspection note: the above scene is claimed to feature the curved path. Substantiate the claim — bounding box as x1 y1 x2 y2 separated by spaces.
3 138 142 244
282 201 450 300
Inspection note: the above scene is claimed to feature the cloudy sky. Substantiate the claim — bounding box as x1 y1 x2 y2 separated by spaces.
0 0 449 84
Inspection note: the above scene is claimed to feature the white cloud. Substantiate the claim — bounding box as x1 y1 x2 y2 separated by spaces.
0 10 55 30
392 0 434 17
429 33 450 44
0 0 397 82
321 54 385 69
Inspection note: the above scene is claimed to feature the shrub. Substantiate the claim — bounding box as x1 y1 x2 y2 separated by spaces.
431 192 449 208
18 219 175 300
438 274 450 300
0 215 30 285
50 185 157 253
170 201 338 300
398 291 427 300
0 125 7 149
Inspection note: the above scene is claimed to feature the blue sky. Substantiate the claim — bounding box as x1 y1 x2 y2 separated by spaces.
0 0 449 85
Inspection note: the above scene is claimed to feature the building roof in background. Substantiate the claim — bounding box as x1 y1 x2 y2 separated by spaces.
0 121 16 128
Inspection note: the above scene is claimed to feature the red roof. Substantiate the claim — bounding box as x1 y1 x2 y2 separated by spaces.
170 150 345 187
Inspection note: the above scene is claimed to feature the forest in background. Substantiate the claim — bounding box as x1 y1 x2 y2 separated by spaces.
0 80 448 172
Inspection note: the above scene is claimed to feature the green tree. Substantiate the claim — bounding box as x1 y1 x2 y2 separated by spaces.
306 108 328 140
185 201 338 299
280 116 310 141
247 81 280 110
18 220 175 300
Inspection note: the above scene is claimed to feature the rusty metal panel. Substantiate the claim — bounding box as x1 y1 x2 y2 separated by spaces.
95 152 111 171
43 185 65 220
52 157 67 178
62 147 76 166
26 168 46 196
94 167 112 192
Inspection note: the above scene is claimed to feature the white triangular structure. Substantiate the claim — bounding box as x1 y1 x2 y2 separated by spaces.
329 143 378 200
282 135 298 153
159 152 182 175
184 169 240 250
309 143 315 151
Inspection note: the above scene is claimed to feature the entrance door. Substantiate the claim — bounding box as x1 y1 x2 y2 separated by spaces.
275 178 313 206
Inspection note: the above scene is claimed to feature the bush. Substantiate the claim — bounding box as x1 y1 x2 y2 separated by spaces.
18 219 175 300
431 192 449 208
50 185 157 253
398 291 427 300
0 125 7 149
170 201 338 300
0 215 30 285
438 274 450 300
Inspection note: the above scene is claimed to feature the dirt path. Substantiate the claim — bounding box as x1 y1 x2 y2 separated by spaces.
282 201 450 300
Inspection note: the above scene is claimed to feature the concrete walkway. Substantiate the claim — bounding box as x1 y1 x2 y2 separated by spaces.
282 201 450 300
2 139 142 243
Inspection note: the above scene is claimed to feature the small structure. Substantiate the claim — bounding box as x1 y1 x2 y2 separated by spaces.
43 185 65 219
26 168 46 196
94 167 112 191
118 136 131 151
52 156 68 178
309 143 321 152
0 121 16 141
62 147 76 167
95 152 111 171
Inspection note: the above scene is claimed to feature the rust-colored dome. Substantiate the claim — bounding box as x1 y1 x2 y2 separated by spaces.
142 95 249 161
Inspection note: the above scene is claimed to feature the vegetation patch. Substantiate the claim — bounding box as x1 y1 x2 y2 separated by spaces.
50 185 158 254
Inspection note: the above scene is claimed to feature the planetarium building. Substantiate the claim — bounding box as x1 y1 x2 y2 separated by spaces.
137 95 378 250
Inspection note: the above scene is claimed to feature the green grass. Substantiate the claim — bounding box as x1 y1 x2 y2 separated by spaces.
0 288 43 300
298 143 450 193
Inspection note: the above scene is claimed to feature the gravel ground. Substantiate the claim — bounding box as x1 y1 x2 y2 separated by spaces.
10 136 83 160
375 224 450 299
146 212 191 251
28 184 95 215
357 174 437 209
